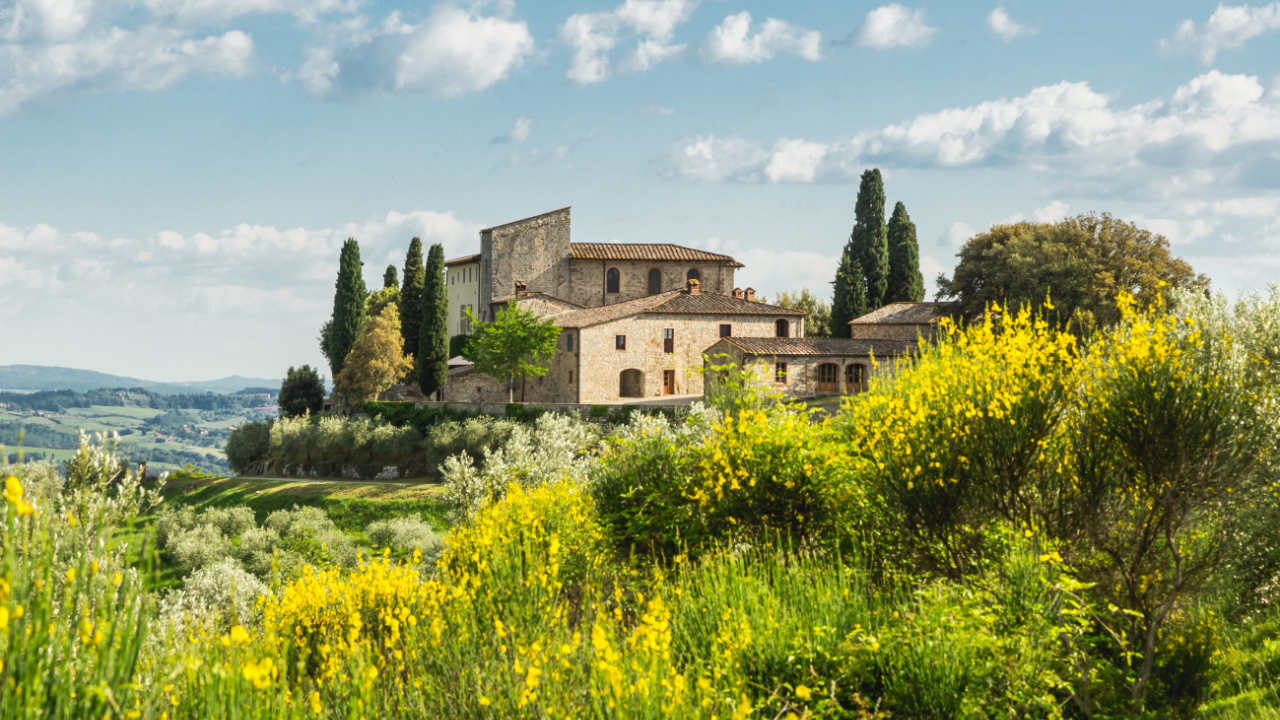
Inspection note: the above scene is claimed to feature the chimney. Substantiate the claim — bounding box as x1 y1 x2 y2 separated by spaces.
732 287 744 299
514 280 528 298
687 278 700 294
745 287 756 302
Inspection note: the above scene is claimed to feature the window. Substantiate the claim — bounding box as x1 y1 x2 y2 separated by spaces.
648 268 662 295
606 267 620 294
686 268 700 282
569 371 574 383
663 328 674 354
566 332 574 351
460 304 472 334
775 362 788 383
846 364 864 386
776 318 790 338
616 334 626 350
819 363 838 383
719 324 732 338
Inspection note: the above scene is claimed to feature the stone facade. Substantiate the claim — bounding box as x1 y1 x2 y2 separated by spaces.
848 302 957 343
702 337 916 399
480 208 572 314
567 259 735 307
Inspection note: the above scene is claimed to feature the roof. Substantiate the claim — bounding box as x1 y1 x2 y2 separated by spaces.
489 292 584 307
482 207 571 233
553 290 803 329
569 243 744 267
850 302 958 325
445 253 481 267
716 337 918 357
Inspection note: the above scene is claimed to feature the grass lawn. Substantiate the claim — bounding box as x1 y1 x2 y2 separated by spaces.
162 477 451 534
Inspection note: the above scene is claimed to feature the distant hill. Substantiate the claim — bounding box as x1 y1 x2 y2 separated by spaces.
0 365 281 395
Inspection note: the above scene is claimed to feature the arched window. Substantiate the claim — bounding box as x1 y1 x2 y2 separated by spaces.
775 318 790 338
686 268 700 283
606 268 620 294
648 268 662 295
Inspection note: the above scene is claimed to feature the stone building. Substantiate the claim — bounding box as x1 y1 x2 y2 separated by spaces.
439 207 802 404
702 336 915 399
848 302 956 342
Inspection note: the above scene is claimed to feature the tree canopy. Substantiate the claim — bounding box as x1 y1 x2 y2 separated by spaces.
852 169 890 310
886 201 925 303
383 265 398 289
830 251 867 338
463 305 561 403
400 238 425 364
766 288 832 338
320 238 367 378
278 365 326 418
418 243 449 397
936 213 1209 327
333 304 415 411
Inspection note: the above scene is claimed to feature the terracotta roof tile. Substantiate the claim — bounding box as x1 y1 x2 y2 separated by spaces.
720 337 917 357
552 290 804 328
850 302 958 325
445 253 481 267
570 243 744 267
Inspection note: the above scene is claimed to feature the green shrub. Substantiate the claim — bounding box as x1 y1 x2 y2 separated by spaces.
168 524 234 572
504 403 547 422
224 419 272 473
589 404 610 418
365 514 443 563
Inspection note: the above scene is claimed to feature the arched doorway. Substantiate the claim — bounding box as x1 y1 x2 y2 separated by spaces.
776 318 790 337
817 363 839 393
620 369 645 398
648 268 662 295
845 363 866 393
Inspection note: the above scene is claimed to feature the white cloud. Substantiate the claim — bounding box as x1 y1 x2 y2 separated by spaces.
1032 200 1070 222
139 0 355 24
734 247 841 300
1162 2 1280 63
0 24 254 115
664 71 1280 188
986 8 1036 41
1210 195 1280 217
491 115 532 144
560 0 694 85
941 222 976 247
701 11 820 64
764 139 828 183
1129 215 1217 245
852 4 937 49
664 134 768 183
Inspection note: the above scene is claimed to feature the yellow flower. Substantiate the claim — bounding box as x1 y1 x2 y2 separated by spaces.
230 625 251 644
479 696 491 707
65 568 75 584
0 607 8 630
794 684 812 701
309 691 322 715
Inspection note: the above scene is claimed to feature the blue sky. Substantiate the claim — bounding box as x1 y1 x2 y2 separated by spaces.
2 0 1278 382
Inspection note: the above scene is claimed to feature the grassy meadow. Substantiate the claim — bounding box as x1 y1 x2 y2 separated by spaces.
3 288 1280 719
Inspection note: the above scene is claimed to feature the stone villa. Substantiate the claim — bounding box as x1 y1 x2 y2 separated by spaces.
438 207 943 404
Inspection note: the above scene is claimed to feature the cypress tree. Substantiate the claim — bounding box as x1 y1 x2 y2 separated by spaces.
325 238 367 377
383 264 398 289
886 201 926 303
418 243 449 396
830 248 867 338
400 238 425 363
852 169 890 310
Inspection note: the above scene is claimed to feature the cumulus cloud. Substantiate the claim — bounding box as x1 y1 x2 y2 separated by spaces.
1162 2 1280 63
560 0 695 84
851 4 937 49
301 5 535 97
986 8 1036 40
139 0 355 24
0 209 483 377
0 21 255 115
700 11 820 64
662 70 1280 190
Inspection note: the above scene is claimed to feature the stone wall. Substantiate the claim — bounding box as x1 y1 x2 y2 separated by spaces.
440 328 581 405
568 259 735 308
575 311 784 403
701 339 901 399
481 208 572 311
